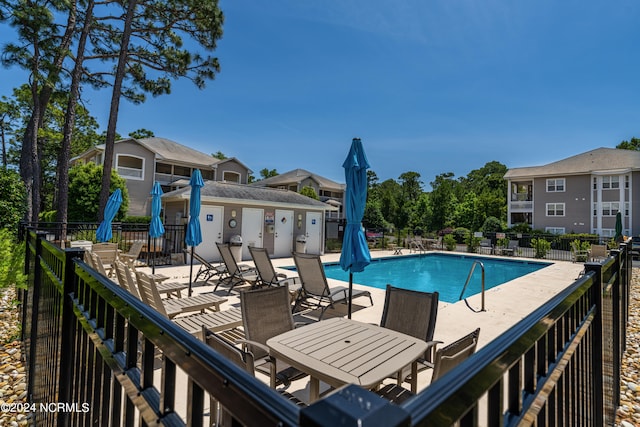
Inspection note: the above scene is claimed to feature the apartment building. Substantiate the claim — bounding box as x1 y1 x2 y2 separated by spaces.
504 148 640 237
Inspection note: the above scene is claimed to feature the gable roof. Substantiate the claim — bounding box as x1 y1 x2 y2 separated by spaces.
505 148 640 179
73 137 238 170
163 181 337 211
132 137 220 168
251 168 345 190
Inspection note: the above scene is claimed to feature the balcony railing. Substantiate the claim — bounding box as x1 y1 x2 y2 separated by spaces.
510 201 533 210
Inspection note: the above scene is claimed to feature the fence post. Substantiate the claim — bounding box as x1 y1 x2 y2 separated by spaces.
57 247 84 426
26 231 46 405
584 263 604 426
299 384 410 427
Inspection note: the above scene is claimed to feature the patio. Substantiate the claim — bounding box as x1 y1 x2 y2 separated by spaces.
139 249 585 414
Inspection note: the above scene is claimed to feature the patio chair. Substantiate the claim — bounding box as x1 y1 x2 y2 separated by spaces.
239 286 308 388
380 284 440 385
119 240 144 269
430 327 481 383
202 327 306 427
187 249 228 284
376 328 480 404
114 260 187 300
590 244 608 261
114 260 143 299
292 252 373 319
135 270 227 318
90 252 111 278
248 246 298 287
91 242 119 277
408 238 427 254
570 241 590 263
478 239 493 255
214 243 259 294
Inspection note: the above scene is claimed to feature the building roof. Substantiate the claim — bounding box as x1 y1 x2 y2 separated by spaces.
250 168 345 191
504 148 640 179
74 137 253 171
135 137 220 167
162 181 337 211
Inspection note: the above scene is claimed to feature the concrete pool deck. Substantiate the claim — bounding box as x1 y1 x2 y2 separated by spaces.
146 249 585 406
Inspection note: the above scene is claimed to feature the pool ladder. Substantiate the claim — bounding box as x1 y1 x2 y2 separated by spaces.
459 260 486 312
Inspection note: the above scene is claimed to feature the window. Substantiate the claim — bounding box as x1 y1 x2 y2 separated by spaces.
288 185 297 192
222 171 240 183
625 202 630 216
626 175 630 189
545 227 565 234
201 170 214 180
546 178 565 192
602 176 620 189
156 163 172 174
602 202 620 216
599 229 616 238
173 165 190 177
546 203 565 216
116 155 144 180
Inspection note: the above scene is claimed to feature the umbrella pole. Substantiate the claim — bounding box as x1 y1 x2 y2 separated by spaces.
189 246 194 297
348 272 353 319
152 237 156 275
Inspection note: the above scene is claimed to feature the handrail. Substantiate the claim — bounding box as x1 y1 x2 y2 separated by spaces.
459 260 486 312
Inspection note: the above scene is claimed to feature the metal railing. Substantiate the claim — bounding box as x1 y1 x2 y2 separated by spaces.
459 260 486 312
20 230 630 426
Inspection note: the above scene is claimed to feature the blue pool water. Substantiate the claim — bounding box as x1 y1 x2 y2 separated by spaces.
318 253 550 303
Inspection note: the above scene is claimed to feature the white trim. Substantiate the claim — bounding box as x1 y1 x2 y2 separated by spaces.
546 202 565 217
116 154 145 181
546 178 565 192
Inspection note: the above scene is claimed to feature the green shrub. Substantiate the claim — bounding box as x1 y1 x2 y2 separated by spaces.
443 234 456 251
325 238 342 252
480 216 503 233
452 227 469 244
0 229 26 289
508 223 532 234
0 169 27 235
531 238 551 259
124 216 151 224
496 237 509 248
466 233 481 253
39 210 57 222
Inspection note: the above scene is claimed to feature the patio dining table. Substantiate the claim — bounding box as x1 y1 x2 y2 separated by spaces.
266 317 428 402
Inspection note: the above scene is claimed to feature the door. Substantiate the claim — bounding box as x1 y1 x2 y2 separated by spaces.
241 208 264 261
199 205 224 261
273 209 294 258
305 211 322 254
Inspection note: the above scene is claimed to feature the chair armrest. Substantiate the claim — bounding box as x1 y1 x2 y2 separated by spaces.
235 339 271 355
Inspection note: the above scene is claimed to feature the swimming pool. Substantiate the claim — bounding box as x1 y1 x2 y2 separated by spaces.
319 253 551 303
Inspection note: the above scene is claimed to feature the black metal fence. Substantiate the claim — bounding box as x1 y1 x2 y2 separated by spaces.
20 230 630 426
22 221 186 265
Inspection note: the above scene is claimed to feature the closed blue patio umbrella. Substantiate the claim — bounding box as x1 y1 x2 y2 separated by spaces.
614 211 623 242
339 138 371 319
96 189 123 243
185 170 204 296
149 182 165 274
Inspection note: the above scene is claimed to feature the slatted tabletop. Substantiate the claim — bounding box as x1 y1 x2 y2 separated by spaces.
267 317 427 401
173 308 243 335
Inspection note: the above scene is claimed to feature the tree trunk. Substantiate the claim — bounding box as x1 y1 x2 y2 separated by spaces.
19 2 77 224
99 0 138 221
56 0 92 240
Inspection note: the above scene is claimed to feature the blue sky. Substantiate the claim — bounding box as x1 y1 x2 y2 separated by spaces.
2 1 640 187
